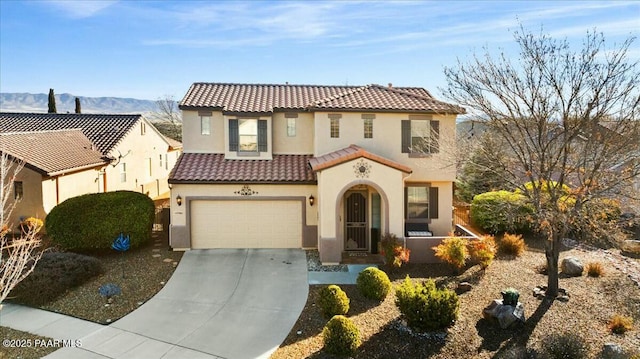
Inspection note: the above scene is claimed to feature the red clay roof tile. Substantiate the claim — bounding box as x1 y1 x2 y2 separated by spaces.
309 145 412 173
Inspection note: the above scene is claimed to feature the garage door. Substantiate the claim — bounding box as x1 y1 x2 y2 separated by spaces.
190 200 302 248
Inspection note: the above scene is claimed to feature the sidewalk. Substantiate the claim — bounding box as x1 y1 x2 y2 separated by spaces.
307 264 377 285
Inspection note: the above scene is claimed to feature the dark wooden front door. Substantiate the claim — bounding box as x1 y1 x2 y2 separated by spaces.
345 191 368 251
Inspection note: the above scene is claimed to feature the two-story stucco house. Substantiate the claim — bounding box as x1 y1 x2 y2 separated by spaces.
168 83 465 264
0 113 182 229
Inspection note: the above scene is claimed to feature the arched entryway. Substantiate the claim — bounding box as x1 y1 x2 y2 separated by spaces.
336 182 389 253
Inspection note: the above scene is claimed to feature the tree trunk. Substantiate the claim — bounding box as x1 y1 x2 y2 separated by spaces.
545 234 561 298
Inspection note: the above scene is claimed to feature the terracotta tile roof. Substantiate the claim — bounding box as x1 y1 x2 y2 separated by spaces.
0 112 142 155
169 153 316 184
0 129 107 176
309 145 412 173
179 83 465 114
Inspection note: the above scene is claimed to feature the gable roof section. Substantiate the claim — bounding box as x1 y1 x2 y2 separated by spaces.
0 112 142 155
169 153 316 184
309 145 412 173
0 129 107 176
179 83 465 114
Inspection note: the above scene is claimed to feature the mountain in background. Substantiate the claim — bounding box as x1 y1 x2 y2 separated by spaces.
0 92 158 114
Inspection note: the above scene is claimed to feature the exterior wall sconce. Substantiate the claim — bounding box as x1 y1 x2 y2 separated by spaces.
176 195 182 206
309 195 315 206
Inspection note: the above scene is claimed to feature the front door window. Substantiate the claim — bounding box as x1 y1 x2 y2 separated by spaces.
345 191 368 251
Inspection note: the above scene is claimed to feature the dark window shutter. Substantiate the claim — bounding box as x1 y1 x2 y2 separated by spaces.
229 119 238 151
258 120 267 152
429 120 440 153
429 187 439 219
401 120 410 153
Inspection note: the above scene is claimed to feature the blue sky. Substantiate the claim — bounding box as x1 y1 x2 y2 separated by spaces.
1 1 638 101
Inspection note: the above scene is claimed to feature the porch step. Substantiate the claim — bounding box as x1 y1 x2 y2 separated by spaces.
341 252 384 265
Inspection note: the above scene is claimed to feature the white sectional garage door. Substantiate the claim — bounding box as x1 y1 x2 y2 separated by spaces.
190 200 302 249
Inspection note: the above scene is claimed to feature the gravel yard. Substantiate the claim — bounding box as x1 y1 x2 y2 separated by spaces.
273 243 640 358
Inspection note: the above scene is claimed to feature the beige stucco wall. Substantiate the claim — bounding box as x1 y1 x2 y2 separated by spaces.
181 110 225 153
6 166 46 229
104 119 179 198
316 158 408 263
272 113 314 154
313 112 457 182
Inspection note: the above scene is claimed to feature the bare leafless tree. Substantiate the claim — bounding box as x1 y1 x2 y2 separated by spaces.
442 27 640 298
0 151 43 309
150 95 182 141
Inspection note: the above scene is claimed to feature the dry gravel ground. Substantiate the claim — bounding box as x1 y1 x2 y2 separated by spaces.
0 230 182 359
0 327 58 359
272 240 640 359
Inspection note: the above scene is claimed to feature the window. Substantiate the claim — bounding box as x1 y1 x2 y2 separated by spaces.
229 119 267 153
239 119 258 152
330 118 340 138
201 116 211 135
141 122 146 135
401 119 439 154
120 163 127 183
14 181 23 200
287 118 296 137
406 186 429 219
147 158 152 177
405 185 439 220
364 118 373 138
159 154 163 168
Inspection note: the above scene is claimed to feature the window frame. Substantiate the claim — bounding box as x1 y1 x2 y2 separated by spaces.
364 118 373 139
200 115 211 135
120 163 127 183
330 118 340 138
14 181 23 200
405 185 429 220
287 117 296 137
238 119 258 153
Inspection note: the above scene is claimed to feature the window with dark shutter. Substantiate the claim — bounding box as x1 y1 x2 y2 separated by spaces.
429 187 439 219
229 119 238 151
429 120 440 154
258 120 267 152
401 120 410 153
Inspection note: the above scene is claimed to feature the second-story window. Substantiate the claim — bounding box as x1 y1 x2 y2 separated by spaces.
329 116 340 138
201 116 211 135
401 118 440 155
287 118 296 137
239 119 258 152
14 181 23 199
120 163 127 183
363 115 374 139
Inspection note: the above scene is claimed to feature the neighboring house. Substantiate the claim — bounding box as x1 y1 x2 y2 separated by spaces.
169 83 465 264
0 113 182 229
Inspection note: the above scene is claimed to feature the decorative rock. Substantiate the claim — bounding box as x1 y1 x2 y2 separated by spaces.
296 330 302 335
482 299 526 329
621 240 640 255
152 254 161 258
152 249 161 252
601 343 625 359
456 282 473 294
561 257 584 276
163 258 172 263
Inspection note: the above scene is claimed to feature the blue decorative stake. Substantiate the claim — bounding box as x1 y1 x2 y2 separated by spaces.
99 283 122 303
112 233 130 278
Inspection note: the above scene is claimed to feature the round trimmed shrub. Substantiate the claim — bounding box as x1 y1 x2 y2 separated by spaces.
471 190 533 234
10 252 103 306
356 267 391 301
46 191 154 250
318 285 350 318
395 276 460 332
322 315 361 356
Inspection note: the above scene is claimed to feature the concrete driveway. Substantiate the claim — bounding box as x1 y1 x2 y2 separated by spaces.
46 249 308 359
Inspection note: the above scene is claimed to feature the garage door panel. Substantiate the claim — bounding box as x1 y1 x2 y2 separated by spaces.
191 200 301 249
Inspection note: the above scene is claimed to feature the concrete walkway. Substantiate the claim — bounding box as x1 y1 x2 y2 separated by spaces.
1 249 308 359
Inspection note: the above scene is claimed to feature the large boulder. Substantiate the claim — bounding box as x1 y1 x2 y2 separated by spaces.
601 343 625 359
561 257 584 276
482 299 525 329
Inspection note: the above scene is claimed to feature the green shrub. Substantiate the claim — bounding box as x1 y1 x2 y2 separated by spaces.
468 235 497 269
322 315 361 356
539 332 589 359
46 191 154 250
318 285 350 318
380 233 410 268
471 190 533 234
395 276 460 332
356 267 391 301
499 233 526 257
10 252 103 306
433 236 469 271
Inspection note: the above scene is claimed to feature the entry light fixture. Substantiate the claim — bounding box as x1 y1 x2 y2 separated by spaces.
309 195 315 207
176 195 182 206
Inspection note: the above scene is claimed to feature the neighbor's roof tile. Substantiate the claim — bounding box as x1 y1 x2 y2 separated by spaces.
0 112 142 154
0 129 107 175
179 83 465 114
169 153 316 183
